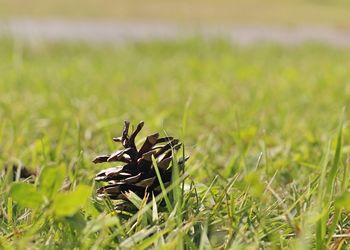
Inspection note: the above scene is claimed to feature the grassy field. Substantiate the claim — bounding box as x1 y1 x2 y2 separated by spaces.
1 38 350 249
1 0 350 28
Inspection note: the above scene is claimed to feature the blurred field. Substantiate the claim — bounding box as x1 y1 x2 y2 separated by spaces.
2 1 350 249
1 0 350 27
1 38 350 248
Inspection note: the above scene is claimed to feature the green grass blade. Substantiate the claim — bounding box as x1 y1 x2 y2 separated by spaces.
152 155 173 212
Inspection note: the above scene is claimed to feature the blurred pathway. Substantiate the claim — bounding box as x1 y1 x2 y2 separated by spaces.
1 19 350 46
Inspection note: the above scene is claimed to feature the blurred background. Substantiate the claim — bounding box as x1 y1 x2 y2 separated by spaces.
1 0 350 25
1 0 350 44
1 0 350 181
1 0 350 165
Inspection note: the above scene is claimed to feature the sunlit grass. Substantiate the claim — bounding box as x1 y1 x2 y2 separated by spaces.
1 38 350 248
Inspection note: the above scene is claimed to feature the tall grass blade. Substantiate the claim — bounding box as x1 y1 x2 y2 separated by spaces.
152 155 173 212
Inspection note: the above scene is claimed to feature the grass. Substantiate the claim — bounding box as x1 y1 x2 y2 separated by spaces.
1 38 350 249
1 0 350 28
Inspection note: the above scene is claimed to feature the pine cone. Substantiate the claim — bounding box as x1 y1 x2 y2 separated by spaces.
93 121 188 209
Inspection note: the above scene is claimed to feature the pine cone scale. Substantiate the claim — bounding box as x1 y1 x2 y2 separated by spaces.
93 155 110 164
138 133 159 156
